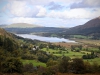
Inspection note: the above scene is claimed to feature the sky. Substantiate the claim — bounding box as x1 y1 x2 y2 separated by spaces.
0 0 100 27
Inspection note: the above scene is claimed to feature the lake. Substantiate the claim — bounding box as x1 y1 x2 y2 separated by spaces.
16 34 76 43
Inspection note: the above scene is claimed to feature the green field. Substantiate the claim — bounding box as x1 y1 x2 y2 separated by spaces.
42 48 100 65
42 48 60 53
71 35 88 39
21 60 46 67
42 48 90 58
84 58 100 64
21 46 100 67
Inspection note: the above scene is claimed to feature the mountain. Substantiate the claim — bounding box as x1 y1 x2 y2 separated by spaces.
73 16 100 29
2 23 42 28
4 27 67 34
83 16 100 28
65 16 100 35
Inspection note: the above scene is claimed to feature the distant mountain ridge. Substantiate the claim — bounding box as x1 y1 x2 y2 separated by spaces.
65 16 100 35
0 23 42 28
73 16 100 29
83 16 100 28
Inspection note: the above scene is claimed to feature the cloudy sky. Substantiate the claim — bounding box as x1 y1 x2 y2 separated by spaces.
0 0 100 27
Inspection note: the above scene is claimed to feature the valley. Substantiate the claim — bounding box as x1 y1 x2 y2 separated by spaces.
0 16 100 75
1 0 100 74
2 16 100 40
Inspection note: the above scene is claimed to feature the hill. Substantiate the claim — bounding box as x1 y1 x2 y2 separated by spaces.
81 16 100 29
68 16 100 34
0 28 14 38
1 23 42 28
4 27 68 34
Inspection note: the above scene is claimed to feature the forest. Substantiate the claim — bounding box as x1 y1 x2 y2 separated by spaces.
0 32 100 75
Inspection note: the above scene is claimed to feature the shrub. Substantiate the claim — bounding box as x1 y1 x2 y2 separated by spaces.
70 58 86 74
23 63 35 73
1 57 23 73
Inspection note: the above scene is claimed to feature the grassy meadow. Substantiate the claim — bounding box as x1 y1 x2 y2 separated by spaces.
21 60 46 67
41 42 100 65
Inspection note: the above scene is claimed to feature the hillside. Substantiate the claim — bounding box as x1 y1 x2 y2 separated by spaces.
62 16 100 39
2 23 42 28
82 16 100 29
0 28 14 38
72 16 100 29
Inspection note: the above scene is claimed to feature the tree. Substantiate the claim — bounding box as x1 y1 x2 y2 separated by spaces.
23 63 34 73
2 57 23 73
98 46 100 50
46 46 49 51
46 60 57 67
71 45 75 51
2 37 18 52
78 45 82 50
92 62 100 73
70 58 85 74
58 56 70 73
39 44 47 49
82 55 87 59
0 36 3 47
84 61 92 73
38 54 49 63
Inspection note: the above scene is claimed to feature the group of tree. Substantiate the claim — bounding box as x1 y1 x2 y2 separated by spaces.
0 35 18 52
0 34 100 74
71 45 82 52
39 43 66 51
82 51 97 59
37 57 100 75
0 35 23 73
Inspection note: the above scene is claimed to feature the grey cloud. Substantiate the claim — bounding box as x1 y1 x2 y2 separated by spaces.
71 3 89 9
70 0 100 9
47 1 64 10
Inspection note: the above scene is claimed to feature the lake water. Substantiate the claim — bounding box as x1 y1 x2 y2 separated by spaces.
16 34 76 43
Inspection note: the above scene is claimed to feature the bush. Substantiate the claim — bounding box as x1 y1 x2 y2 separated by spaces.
46 60 58 67
82 54 95 59
23 63 35 73
21 54 36 60
1 57 23 73
70 58 86 74
58 56 70 73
